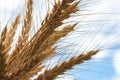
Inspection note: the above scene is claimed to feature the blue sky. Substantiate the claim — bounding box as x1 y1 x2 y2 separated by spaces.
0 0 120 80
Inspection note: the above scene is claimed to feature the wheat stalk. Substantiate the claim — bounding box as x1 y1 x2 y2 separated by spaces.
0 0 112 80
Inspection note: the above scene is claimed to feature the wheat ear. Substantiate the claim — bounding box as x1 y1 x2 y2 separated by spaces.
36 50 99 80
18 0 32 44
5 0 32 79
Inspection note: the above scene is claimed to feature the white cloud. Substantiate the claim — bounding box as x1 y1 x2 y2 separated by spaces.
113 50 120 80
114 51 120 75
93 50 109 60
113 76 120 80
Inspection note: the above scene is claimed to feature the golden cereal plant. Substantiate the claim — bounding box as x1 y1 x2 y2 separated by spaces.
0 0 114 80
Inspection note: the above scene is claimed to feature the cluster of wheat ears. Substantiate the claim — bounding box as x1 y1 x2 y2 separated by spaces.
0 0 115 80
